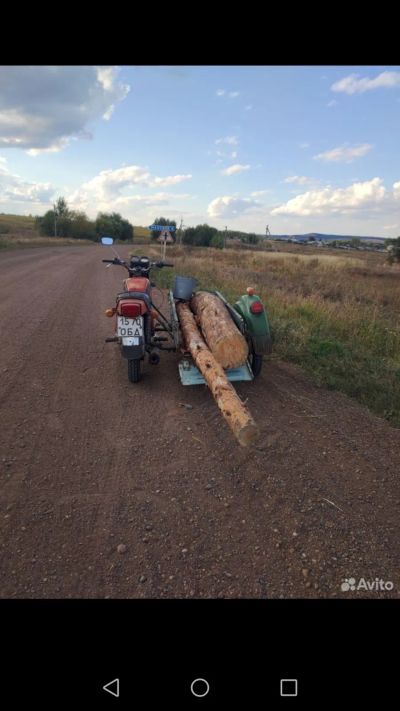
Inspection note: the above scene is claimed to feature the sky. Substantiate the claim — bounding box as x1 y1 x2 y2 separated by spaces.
0 65 400 237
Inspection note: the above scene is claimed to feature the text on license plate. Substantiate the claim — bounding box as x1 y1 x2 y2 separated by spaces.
117 316 143 338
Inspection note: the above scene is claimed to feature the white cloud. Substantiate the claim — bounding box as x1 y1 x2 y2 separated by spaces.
215 136 239 146
215 90 240 99
250 189 270 197
231 151 237 158
299 142 310 149
112 192 192 208
96 66 116 91
313 143 372 163
331 71 400 95
383 224 399 230
208 195 260 218
327 99 338 107
0 66 130 153
284 175 313 185
271 178 388 217
245 105 253 111
221 164 251 176
0 161 55 204
152 174 193 187
68 165 192 212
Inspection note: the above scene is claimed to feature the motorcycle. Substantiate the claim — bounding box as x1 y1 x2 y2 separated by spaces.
101 236 176 383
102 236 273 386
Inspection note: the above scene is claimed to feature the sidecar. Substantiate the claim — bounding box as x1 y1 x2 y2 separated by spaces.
167 281 272 386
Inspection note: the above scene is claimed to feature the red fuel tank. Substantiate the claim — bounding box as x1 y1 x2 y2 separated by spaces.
124 277 151 293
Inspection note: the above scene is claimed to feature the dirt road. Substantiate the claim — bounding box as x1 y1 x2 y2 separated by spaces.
0 246 399 598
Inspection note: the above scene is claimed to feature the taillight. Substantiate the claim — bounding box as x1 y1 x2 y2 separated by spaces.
120 302 141 317
250 300 263 314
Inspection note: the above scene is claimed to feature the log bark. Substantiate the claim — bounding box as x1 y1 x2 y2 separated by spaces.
191 291 248 369
177 301 259 447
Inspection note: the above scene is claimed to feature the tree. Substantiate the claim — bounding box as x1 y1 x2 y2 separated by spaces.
53 196 72 237
55 197 69 217
241 232 260 245
387 236 400 265
182 223 218 247
70 211 96 241
37 209 58 237
95 212 133 241
210 233 224 249
150 217 177 242
36 198 98 241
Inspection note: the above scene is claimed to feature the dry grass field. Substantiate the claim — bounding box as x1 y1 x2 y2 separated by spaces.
151 243 400 427
132 226 151 243
0 235 95 248
0 214 94 249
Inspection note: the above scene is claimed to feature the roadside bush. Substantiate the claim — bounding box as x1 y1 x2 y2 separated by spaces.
210 233 224 249
95 212 133 241
183 224 218 247
387 236 400 264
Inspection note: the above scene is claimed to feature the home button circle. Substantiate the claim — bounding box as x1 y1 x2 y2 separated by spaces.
190 678 210 698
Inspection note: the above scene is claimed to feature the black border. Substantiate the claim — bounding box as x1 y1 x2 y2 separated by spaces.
1 598 397 705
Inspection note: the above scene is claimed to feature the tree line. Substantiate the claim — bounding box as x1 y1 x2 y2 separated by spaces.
35 202 275 250
150 218 261 248
35 197 133 242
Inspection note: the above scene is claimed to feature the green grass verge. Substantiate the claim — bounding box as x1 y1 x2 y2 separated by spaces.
152 253 400 427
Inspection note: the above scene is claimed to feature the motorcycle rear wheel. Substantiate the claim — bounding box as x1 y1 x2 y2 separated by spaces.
128 358 141 383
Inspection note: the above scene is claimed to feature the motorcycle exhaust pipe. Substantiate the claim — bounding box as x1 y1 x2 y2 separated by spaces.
148 351 160 365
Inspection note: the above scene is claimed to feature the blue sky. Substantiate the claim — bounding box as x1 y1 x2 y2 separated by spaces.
1 65 400 236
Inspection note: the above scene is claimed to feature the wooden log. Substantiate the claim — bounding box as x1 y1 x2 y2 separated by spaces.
177 301 259 447
191 291 248 369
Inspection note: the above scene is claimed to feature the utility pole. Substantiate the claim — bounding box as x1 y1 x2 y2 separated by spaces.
53 203 57 238
266 224 271 238
179 216 183 246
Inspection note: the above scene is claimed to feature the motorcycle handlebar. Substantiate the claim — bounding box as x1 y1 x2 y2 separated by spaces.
103 258 173 268
102 258 126 265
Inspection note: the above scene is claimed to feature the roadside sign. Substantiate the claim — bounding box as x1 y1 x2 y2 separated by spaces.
149 224 176 231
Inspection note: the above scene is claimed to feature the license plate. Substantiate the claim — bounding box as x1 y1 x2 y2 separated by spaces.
117 316 143 339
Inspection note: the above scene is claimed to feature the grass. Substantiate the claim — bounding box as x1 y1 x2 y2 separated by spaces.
0 213 37 236
133 226 151 244
0 235 94 250
145 243 400 427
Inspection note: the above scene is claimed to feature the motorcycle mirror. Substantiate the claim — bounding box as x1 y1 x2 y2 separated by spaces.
101 236 114 246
